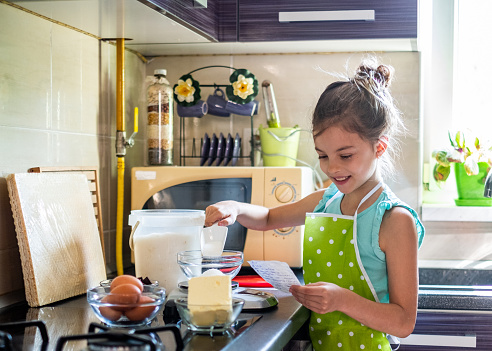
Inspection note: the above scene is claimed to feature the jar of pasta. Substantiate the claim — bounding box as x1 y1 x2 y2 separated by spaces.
147 69 173 165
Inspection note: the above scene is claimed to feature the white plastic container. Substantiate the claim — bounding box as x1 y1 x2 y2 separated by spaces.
129 209 204 293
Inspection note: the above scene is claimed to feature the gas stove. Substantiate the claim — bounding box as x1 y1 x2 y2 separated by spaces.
0 294 261 351
0 320 182 351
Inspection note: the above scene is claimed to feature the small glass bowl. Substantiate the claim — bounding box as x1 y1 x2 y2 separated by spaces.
87 285 166 327
175 297 245 334
100 279 159 288
177 250 244 279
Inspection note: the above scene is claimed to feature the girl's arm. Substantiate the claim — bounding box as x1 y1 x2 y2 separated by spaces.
290 206 419 338
205 189 325 231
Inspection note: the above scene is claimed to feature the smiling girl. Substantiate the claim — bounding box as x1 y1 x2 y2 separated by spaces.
205 58 424 350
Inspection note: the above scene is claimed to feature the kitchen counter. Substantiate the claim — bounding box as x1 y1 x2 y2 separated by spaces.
0 287 310 351
223 290 310 351
4 267 492 350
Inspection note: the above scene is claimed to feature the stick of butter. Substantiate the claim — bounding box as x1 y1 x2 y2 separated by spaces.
188 272 232 327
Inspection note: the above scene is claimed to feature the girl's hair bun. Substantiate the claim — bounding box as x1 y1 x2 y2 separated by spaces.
354 61 394 89
376 64 393 88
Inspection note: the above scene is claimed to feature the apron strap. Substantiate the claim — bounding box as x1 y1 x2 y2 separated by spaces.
323 190 343 210
353 181 384 302
324 182 383 212
354 182 383 215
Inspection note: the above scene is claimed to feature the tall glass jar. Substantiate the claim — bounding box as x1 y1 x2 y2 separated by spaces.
147 69 173 165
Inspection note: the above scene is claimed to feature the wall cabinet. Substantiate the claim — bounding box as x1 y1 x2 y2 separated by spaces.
238 0 417 42
147 0 219 41
8 0 418 56
139 0 239 42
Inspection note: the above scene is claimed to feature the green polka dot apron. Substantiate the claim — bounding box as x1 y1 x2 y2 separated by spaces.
304 183 392 351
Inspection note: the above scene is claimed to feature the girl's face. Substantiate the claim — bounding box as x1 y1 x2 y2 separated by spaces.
314 125 381 195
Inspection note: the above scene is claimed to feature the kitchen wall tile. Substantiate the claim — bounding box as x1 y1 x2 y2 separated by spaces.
0 128 52 173
47 132 101 167
0 127 103 171
99 42 115 138
97 136 112 242
0 5 52 130
51 24 100 134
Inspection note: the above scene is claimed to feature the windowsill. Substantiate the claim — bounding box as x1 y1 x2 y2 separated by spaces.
421 204 492 222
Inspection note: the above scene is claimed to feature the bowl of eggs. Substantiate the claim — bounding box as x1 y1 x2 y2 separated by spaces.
87 275 166 327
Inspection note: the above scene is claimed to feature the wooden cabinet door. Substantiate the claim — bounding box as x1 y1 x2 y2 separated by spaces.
238 0 417 42
149 0 220 41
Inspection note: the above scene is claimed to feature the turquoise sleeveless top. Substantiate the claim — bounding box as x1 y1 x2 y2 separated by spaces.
313 183 425 303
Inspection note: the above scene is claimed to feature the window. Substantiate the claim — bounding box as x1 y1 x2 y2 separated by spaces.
422 0 492 201
452 0 492 134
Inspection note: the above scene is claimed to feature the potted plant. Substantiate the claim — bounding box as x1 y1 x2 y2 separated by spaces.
432 130 492 206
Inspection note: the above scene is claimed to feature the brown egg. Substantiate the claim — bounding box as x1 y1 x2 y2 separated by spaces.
105 283 141 311
110 275 144 292
125 296 156 321
99 303 123 321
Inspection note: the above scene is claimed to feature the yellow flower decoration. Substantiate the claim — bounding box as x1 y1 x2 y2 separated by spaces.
174 78 196 103
232 75 255 99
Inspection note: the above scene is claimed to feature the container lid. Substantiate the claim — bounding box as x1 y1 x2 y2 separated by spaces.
129 209 205 227
154 69 167 76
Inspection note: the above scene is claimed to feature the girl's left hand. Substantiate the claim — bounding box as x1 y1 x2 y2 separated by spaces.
289 282 344 314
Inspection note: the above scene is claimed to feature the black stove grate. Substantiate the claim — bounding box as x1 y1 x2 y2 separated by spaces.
54 323 183 351
0 320 49 351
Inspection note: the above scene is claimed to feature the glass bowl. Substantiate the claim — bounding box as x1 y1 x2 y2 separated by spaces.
174 297 245 334
87 285 166 327
177 250 243 279
100 278 159 288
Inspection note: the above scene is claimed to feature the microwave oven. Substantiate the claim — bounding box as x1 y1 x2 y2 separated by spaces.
131 166 314 267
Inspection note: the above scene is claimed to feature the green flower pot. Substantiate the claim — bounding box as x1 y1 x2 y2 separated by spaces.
454 162 492 206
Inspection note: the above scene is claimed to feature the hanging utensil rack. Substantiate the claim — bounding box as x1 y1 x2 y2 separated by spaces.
177 65 257 166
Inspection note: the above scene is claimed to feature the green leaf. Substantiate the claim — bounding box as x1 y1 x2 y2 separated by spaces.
432 150 450 166
448 131 457 148
455 131 465 149
433 164 450 182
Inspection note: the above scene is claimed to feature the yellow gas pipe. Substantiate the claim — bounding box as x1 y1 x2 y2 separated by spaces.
115 38 125 276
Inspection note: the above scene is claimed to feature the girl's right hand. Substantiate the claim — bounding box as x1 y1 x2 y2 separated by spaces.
205 201 239 227
289 282 344 314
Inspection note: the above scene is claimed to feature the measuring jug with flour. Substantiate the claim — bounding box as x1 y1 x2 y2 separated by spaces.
129 209 204 293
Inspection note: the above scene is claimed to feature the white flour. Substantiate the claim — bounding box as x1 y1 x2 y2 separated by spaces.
134 231 200 293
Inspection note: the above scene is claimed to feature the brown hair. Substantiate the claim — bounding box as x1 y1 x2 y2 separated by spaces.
312 58 405 178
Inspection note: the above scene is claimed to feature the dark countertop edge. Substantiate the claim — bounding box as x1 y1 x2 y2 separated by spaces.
417 308 492 314
418 293 492 311
223 290 310 351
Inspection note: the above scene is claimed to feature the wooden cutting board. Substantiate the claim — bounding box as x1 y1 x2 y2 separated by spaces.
6 173 106 307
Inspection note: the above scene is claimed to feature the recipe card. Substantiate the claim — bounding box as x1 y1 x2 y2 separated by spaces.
248 260 302 293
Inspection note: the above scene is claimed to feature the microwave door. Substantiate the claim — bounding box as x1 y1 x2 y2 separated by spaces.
142 178 252 252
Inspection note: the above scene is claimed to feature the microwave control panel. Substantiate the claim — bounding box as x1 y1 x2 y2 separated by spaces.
263 167 314 267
